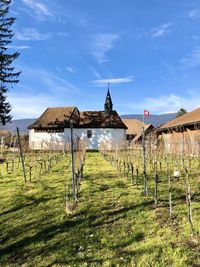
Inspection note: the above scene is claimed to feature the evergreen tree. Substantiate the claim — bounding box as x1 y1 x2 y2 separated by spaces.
0 0 20 125
176 108 187 118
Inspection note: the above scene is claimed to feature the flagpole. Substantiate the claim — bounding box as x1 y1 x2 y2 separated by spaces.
142 110 147 195
143 112 144 124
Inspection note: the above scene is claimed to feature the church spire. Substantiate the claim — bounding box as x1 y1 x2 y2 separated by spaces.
104 82 113 113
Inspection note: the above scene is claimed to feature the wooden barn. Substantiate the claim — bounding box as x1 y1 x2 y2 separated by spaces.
157 107 200 155
28 90 127 150
122 118 155 145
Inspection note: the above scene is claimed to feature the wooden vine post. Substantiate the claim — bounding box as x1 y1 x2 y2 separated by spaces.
154 137 159 206
70 120 77 202
184 167 194 236
166 161 173 218
17 127 27 183
130 163 134 184
142 126 148 195
154 160 158 206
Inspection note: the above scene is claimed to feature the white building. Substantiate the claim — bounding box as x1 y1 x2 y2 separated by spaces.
28 90 127 150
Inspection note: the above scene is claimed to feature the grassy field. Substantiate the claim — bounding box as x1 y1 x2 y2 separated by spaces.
0 152 200 266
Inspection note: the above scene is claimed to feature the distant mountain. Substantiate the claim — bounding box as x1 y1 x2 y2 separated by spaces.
0 112 177 134
0 119 36 134
120 113 177 127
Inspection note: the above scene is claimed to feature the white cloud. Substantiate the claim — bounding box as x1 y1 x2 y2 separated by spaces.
90 67 102 79
189 9 200 19
66 66 77 74
7 66 80 119
9 90 200 119
149 23 172 38
92 76 134 86
6 45 31 49
180 47 200 69
57 32 69 37
7 93 65 119
89 33 119 64
33 70 79 94
191 35 200 40
51 4 88 27
124 92 200 114
21 66 80 95
21 0 54 19
15 28 51 41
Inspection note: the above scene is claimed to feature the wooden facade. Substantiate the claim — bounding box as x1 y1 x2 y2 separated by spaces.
158 121 200 155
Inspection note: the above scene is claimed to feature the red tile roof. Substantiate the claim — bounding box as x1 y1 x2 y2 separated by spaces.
158 107 200 131
78 111 127 129
28 107 79 129
28 108 127 129
122 119 150 135
122 118 154 141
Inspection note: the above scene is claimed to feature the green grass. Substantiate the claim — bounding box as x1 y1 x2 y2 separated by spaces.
0 152 200 266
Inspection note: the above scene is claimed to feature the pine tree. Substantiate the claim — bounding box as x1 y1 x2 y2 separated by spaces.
0 0 20 125
176 108 187 118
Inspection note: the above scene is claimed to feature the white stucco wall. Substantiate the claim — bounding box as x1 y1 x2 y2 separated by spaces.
29 129 66 150
29 128 126 150
72 128 126 150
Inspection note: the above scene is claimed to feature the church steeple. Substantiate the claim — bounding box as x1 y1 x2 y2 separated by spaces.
104 83 113 113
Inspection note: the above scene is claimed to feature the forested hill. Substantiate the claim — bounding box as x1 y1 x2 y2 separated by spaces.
0 119 36 134
121 113 177 127
0 113 177 133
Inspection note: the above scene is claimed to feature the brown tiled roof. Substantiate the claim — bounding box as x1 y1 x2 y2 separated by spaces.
122 119 151 135
158 107 200 131
132 125 153 142
122 119 154 142
28 107 79 129
78 111 127 129
29 108 127 129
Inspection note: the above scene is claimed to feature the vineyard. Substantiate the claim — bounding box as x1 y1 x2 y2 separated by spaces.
100 137 200 237
0 136 86 206
1 0 200 265
0 138 200 266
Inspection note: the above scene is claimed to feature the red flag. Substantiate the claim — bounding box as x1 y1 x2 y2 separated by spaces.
144 109 150 116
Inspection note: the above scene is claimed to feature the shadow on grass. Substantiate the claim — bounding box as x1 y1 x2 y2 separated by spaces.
114 181 127 188
48 257 103 267
99 184 109 191
115 244 164 262
0 218 83 258
49 243 164 266
111 231 145 249
0 196 59 217
87 200 155 228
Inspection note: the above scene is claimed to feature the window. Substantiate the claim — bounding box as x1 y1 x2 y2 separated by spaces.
87 130 92 138
126 134 135 141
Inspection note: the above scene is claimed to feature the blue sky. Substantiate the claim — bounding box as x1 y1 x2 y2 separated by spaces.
7 0 200 118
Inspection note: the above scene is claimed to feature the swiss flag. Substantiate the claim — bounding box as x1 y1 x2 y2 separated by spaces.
144 109 150 116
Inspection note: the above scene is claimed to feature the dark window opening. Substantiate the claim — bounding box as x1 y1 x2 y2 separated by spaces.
87 130 92 138
126 134 135 141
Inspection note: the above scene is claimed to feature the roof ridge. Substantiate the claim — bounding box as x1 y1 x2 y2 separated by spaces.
159 106 200 130
46 106 77 109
